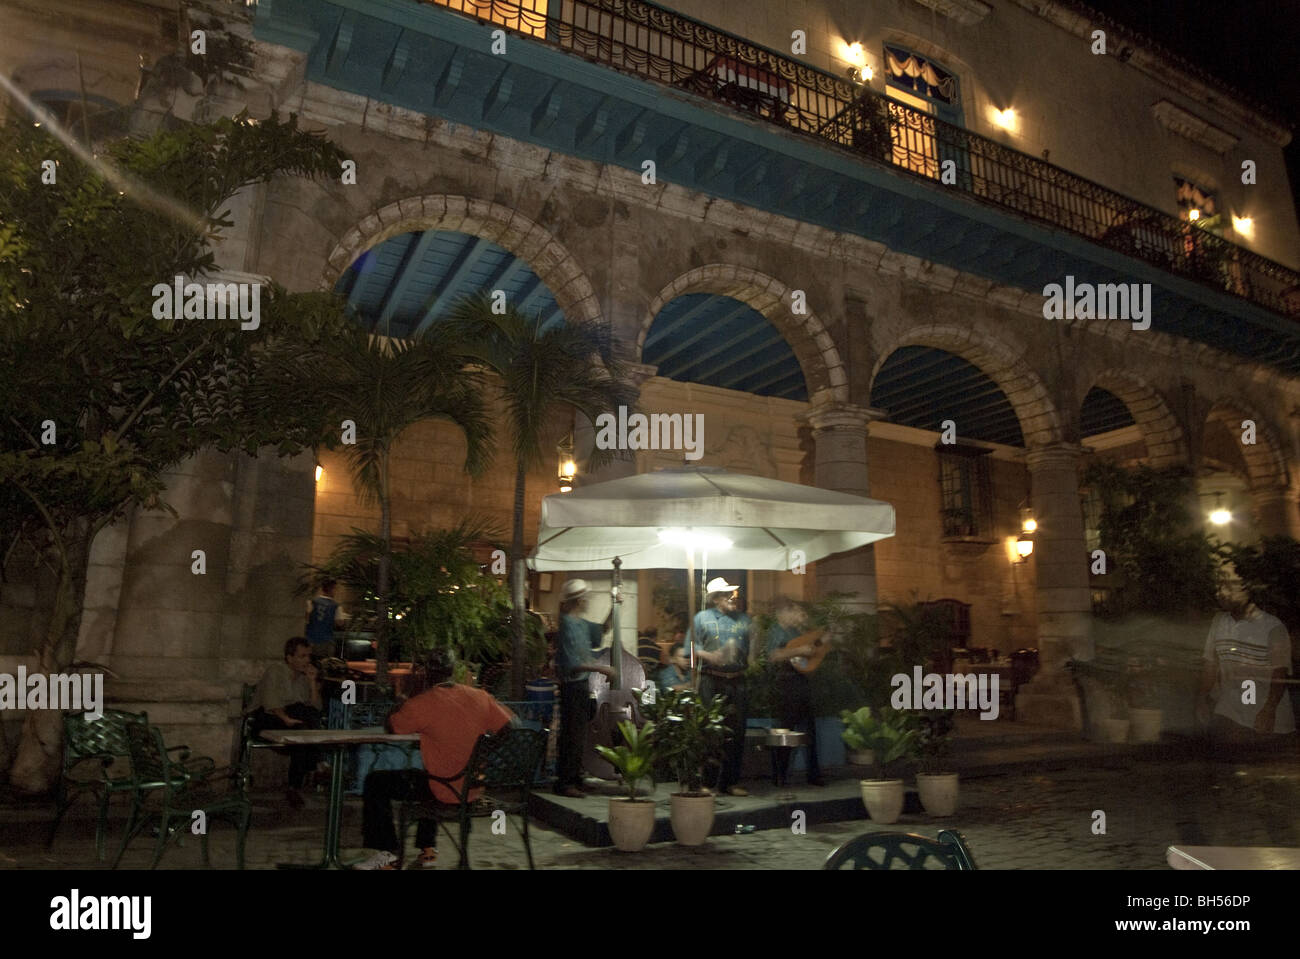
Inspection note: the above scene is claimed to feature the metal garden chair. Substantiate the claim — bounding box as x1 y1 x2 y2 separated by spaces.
824 829 979 870
48 709 147 860
113 720 250 869
396 726 548 870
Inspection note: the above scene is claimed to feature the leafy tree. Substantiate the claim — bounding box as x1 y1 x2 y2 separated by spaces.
0 112 350 792
445 294 638 698
300 323 492 686
1082 461 1222 618
1220 536 1300 636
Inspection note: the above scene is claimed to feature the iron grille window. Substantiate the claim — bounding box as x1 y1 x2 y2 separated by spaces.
937 445 993 537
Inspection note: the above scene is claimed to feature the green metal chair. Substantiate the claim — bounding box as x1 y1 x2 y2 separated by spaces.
396 726 548 870
113 721 249 869
48 709 147 860
824 829 979 870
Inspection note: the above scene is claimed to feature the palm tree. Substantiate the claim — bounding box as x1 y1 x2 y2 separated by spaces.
308 322 493 686
447 293 638 698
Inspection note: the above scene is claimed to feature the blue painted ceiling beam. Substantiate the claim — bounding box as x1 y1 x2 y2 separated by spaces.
375 229 441 332
413 234 486 334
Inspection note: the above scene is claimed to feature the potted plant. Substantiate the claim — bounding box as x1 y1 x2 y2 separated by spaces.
840 705 877 768
646 688 728 846
595 719 658 852
840 706 919 824
914 710 959 816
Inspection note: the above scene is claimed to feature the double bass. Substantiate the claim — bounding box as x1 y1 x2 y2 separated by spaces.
582 557 648 780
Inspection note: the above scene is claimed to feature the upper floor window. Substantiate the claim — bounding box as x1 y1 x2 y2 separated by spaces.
884 46 957 110
937 444 993 538
1174 176 1217 223
431 0 548 39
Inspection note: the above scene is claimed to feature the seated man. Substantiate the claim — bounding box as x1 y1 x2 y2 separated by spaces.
248 637 324 808
354 648 515 870
657 642 693 693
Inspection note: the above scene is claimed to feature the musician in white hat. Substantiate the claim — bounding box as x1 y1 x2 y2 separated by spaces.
554 579 616 798
689 576 756 796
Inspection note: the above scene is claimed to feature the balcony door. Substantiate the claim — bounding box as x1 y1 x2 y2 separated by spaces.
884 46 969 189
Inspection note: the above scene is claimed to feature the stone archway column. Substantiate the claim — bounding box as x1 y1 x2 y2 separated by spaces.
1016 443 1091 731
1250 485 1300 539
801 401 887 615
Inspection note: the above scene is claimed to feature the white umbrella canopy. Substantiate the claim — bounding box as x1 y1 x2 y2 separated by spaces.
528 466 895 571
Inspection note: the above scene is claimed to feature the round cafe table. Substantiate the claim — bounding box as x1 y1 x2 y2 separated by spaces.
259 727 419 869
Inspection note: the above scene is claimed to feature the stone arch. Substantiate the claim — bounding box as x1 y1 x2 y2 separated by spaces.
321 195 602 325
1204 398 1289 492
1084 370 1186 466
870 324 1061 447
637 264 848 404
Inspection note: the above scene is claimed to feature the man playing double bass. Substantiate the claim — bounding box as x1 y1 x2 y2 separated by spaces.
554 580 615 798
689 577 756 797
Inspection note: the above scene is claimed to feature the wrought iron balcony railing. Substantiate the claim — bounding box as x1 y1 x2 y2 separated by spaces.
423 0 1300 319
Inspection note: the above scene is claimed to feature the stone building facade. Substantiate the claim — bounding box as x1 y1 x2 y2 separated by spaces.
2 0 1298 760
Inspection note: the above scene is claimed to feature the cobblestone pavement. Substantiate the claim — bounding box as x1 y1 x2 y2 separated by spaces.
4 755 1297 870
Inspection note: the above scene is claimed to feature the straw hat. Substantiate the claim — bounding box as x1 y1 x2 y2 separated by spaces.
561 579 590 601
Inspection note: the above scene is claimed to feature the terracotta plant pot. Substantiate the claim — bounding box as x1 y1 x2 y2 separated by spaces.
916 773 960 817
859 779 905 824
846 748 875 767
1128 708 1162 743
607 798 656 852
669 793 716 846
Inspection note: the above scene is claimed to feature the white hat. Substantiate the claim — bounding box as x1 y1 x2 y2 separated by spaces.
705 577 740 595
561 579 590 601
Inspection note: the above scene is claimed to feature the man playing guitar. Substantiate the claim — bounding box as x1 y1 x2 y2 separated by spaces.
766 597 825 786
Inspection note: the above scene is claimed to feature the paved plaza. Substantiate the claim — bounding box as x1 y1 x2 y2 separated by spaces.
4 749 1297 871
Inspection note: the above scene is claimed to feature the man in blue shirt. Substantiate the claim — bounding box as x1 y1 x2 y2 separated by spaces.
305 579 349 654
767 597 824 786
554 579 615 798
657 642 693 692
689 577 755 796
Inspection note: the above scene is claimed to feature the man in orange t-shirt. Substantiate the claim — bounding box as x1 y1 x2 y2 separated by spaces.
355 648 514 869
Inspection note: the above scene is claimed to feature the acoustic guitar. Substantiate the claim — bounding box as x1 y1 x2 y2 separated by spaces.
783 628 831 675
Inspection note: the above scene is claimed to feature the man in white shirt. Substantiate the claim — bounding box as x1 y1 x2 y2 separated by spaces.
1199 591 1296 744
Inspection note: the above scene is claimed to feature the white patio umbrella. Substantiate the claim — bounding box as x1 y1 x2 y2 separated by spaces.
528 466 896 677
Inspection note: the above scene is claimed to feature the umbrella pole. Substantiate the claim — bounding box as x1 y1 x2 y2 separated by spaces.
686 549 698 690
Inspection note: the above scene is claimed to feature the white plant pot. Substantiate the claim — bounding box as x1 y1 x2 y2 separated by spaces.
859 779 905 824
669 793 716 846
916 773 960 817
1100 718 1130 743
607 798 656 852
846 748 875 767
1129 708 1163 743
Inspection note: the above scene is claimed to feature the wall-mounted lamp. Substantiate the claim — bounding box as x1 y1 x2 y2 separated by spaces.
846 65 872 84
1016 534 1034 562
1188 208 1201 222
315 464 323 483
992 107 1017 132
1019 504 1037 535
557 433 576 490
1209 492 1231 526
1232 215 1254 239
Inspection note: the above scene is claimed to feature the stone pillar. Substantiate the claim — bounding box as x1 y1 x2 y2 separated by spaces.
801 401 886 615
1016 443 1091 730
1250 485 1300 539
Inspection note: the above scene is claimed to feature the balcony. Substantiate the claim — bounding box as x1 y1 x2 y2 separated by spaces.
421 0 1297 319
